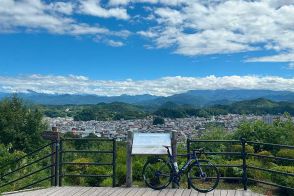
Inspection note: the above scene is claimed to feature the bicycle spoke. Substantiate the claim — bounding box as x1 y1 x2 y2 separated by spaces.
159 173 170 177
188 162 219 193
143 158 172 190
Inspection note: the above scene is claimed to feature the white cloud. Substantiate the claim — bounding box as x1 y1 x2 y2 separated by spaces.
136 0 294 61
105 39 124 47
0 0 131 48
79 0 129 20
1 0 294 63
1 75 294 96
49 2 74 15
247 53 294 63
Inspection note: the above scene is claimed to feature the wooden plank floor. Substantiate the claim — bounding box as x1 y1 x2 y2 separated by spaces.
3 187 264 196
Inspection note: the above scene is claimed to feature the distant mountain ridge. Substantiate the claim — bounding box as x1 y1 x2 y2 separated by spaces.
149 89 294 106
1 89 294 105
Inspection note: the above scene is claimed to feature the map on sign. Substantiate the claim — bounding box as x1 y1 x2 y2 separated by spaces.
132 132 171 155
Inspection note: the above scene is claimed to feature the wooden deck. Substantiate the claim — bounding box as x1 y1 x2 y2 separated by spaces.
3 187 264 196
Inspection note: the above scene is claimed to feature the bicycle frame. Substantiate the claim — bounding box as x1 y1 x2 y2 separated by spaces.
166 147 204 179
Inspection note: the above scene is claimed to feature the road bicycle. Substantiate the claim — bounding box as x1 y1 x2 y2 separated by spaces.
142 145 220 193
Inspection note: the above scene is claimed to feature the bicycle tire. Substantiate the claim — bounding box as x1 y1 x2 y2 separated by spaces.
187 160 220 193
142 157 172 190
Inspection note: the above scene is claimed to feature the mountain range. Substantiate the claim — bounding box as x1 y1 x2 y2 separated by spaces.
1 89 294 106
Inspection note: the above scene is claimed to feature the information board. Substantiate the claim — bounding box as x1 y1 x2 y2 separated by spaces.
131 132 171 155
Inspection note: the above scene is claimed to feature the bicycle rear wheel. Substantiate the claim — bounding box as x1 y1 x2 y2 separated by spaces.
187 160 220 193
142 157 172 190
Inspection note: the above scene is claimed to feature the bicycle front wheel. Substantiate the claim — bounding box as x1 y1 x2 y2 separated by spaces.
142 157 172 190
187 160 220 193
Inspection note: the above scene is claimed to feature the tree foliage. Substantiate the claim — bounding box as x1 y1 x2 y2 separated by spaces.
0 96 47 152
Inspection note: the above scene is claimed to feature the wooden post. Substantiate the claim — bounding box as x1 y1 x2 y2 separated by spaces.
171 130 177 188
126 130 133 187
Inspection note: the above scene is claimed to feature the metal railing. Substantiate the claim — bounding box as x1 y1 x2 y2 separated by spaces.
186 138 294 192
59 138 117 187
0 137 117 192
0 142 56 191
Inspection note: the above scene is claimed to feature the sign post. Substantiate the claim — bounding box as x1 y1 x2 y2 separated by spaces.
126 131 133 187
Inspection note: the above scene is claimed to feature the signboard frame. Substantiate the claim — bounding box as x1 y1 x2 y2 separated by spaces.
131 132 171 155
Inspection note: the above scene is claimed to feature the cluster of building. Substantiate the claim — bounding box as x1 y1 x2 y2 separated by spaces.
45 114 293 141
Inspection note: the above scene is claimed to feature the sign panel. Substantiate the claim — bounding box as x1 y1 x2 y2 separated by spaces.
132 132 171 155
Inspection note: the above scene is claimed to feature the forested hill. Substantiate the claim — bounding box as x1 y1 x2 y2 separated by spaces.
42 102 148 121
41 98 294 120
154 98 294 118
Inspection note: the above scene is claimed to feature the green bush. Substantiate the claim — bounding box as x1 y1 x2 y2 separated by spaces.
276 149 294 159
65 158 92 185
133 160 144 181
222 158 272 183
276 149 294 166
231 144 254 153
256 150 274 166
271 166 294 195
222 160 242 183
85 166 111 186
100 178 113 187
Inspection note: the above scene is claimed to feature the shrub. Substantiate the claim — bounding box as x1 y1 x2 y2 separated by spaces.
100 178 113 187
276 149 294 159
222 158 272 183
231 144 254 153
133 160 144 181
85 166 111 186
256 151 274 166
65 158 92 185
271 166 294 195
276 149 294 166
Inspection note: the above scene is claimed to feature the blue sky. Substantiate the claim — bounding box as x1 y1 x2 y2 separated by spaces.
0 0 294 95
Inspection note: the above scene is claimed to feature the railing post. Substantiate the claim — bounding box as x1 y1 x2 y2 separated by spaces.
126 131 133 187
54 140 59 186
112 138 117 187
240 137 248 191
58 139 63 186
171 130 177 188
187 137 191 189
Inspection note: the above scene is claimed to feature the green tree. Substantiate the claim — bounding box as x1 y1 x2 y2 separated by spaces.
0 96 47 152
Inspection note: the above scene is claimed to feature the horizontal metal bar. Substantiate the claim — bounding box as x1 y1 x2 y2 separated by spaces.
62 174 112 178
214 164 242 168
194 164 242 168
247 153 294 162
248 178 294 191
62 138 115 141
177 154 189 157
62 150 114 154
247 141 294 149
17 175 54 191
204 152 241 155
0 164 54 188
0 142 55 170
219 177 242 180
189 140 240 143
177 152 241 157
247 165 294 177
62 162 113 166
1 153 54 178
